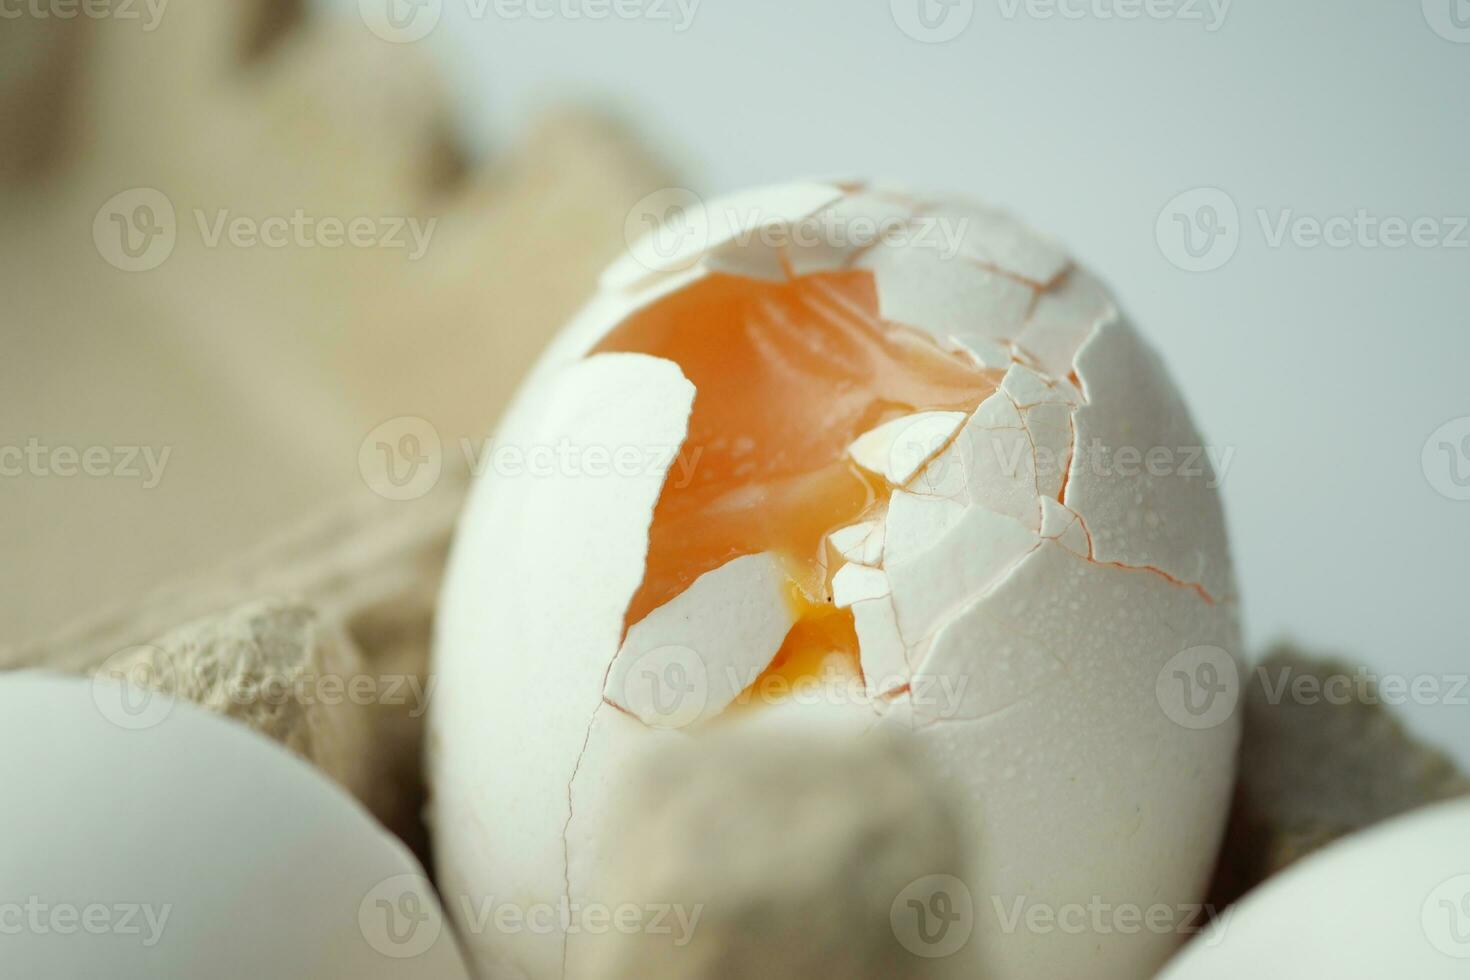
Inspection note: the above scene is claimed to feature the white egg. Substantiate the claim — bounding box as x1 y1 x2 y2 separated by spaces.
0 671 470 980
1158 797 1470 978
430 180 1241 980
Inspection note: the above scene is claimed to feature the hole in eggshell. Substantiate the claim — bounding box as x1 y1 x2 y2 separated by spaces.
594 270 994 683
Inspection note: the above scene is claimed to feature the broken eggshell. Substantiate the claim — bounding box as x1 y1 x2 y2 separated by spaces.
429 181 1241 980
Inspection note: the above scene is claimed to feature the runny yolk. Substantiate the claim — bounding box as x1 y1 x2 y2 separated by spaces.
595 270 995 679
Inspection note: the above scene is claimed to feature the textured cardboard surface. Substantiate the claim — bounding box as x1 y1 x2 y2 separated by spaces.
0 1 670 646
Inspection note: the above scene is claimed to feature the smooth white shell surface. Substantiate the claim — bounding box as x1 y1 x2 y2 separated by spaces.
0 672 470 980
430 181 1241 980
1158 798 1470 979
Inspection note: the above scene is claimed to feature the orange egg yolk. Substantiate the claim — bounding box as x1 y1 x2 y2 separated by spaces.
595 270 994 680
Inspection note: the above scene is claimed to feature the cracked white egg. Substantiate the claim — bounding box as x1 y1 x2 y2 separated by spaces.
430 180 1241 980
1158 797 1470 979
0 672 470 980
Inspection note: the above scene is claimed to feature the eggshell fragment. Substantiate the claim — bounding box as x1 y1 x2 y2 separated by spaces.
1000 362 1074 408
886 504 1039 646
944 333 1014 369
882 489 967 566
857 237 1035 342
828 519 884 566
847 410 967 486
850 593 911 697
605 182 844 289
1157 797 1470 979
940 391 1043 529
1023 400 1075 500
784 189 915 277
1038 496 1091 556
935 198 1071 287
831 562 890 608
0 673 470 980
1068 318 1234 598
605 552 797 728
430 349 694 978
564 702 682 977
1015 267 1118 388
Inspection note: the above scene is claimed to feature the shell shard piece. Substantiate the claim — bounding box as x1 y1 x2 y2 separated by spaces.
856 236 1035 342
886 505 1039 647
1016 267 1119 380
851 593 911 697
606 181 845 289
831 562 890 608
604 553 797 728
1024 400 1075 501
431 180 1241 980
785 189 915 277
1068 317 1234 599
927 390 1042 529
847 410 967 486
941 198 1072 288
884 490 968 565
1000 362 1075 408
1039 497 1091 556
829 520 884 566
945 333 1013 369
430 351 694 976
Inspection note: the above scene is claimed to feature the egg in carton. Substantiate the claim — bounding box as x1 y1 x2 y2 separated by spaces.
430 180 1242 980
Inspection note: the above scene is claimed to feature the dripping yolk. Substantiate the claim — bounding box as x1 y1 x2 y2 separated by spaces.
595 270 994 682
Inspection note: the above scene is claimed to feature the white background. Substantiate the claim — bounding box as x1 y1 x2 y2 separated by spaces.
329 0 1470 761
